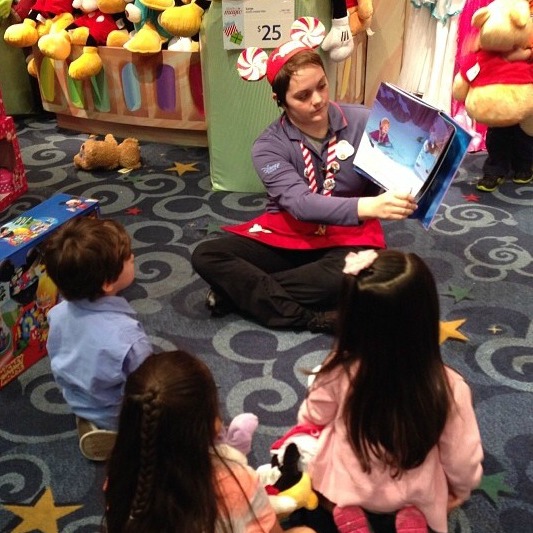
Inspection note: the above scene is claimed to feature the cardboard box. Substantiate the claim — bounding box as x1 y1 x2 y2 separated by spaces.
0 193 100 389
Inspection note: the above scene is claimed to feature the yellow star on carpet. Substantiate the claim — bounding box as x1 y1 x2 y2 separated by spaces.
439 318 468 344
2 487 82 533
166 161 199 176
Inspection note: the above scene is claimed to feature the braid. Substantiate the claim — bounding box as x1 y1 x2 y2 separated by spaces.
128 389 162 521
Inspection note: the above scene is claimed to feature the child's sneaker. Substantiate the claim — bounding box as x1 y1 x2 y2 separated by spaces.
512 172 533 184
333 505 371 533
76 417 117 461
476 175 504 192
395 506 428 533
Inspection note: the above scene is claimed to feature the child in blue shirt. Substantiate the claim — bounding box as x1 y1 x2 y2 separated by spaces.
42 216 152 461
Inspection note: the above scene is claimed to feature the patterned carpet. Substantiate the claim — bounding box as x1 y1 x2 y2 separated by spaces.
0 114 531 533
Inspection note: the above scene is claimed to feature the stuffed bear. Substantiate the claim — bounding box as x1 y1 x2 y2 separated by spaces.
73 134 141 170
452 0 533 135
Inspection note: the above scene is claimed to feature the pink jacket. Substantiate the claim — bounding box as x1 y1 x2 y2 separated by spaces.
298 365 483 533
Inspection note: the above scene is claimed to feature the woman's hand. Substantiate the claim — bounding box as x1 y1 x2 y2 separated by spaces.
357 190 418 220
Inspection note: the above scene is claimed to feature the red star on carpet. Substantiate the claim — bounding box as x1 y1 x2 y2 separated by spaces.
463 193 480 202
125 207 142 215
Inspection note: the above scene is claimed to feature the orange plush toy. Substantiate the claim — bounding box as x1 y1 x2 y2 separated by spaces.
346 0 373 35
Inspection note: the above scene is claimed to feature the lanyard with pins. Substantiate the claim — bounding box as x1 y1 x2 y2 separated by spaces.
322 136 337 196
300 136 337 196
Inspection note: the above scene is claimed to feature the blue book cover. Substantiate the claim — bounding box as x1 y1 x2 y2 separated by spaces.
353 82 472 229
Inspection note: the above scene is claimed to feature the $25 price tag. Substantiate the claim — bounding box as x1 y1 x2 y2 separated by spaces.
222 0 294 50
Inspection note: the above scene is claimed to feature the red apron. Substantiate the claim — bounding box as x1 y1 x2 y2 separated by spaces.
223 211 386 250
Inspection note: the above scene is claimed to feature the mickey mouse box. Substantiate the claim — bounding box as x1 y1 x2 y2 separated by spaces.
0 193 99 389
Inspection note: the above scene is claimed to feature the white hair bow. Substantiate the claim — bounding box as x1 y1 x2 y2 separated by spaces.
343 249 378 276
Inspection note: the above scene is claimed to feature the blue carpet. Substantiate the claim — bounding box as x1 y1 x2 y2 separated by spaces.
0 114 531 533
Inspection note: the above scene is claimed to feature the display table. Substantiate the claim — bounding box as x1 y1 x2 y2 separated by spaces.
33 46 207 146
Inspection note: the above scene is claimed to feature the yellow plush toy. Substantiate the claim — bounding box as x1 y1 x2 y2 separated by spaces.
74 134 142 171
36 0 132 79
121 0 206 54
158 0 207 41
4 12 74 49
452 0 533 135
347 0 374 36
257 442 319 519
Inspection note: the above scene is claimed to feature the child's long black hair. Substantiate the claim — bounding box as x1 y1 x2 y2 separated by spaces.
105 350 233 533
319 250 452 478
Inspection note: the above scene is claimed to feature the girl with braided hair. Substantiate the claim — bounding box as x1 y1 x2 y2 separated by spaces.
104 350 314 533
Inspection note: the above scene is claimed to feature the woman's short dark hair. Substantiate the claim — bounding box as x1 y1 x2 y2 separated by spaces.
271 49 326 107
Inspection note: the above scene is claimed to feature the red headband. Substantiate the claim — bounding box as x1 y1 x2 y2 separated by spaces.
265 40 314 85
236 17 325 84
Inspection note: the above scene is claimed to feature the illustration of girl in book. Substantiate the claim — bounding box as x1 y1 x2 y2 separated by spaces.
369 117 392 147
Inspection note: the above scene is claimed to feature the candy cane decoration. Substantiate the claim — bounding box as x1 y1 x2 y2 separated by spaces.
236 17 326 82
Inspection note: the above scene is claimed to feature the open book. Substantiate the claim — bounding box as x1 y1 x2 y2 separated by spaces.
353 82 472 229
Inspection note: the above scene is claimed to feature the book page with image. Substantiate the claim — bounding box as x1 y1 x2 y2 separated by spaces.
353 83 455 198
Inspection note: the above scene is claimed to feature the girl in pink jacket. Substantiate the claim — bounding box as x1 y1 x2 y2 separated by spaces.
298 249 483 533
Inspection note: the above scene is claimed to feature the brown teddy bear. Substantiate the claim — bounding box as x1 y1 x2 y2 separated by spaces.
73 134 141 171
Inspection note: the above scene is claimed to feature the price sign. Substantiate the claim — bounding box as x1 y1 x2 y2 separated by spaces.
222 0 294 50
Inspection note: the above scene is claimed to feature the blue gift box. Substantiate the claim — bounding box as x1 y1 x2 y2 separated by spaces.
0 193 99 389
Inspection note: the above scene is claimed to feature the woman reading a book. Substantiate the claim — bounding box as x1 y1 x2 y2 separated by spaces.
192 41 417 334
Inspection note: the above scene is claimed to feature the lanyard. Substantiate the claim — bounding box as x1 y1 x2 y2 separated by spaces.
300 136 337 196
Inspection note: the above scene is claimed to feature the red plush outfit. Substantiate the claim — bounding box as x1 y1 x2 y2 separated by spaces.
12 0 38 20
459 50 533 87
31 0 72 16
73 10 118 45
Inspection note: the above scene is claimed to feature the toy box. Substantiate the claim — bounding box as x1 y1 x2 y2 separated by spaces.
0 193 100 389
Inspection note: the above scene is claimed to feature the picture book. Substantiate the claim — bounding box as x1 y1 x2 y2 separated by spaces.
353 82 472 229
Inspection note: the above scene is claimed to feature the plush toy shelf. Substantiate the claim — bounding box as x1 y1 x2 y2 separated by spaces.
32 46 207 147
